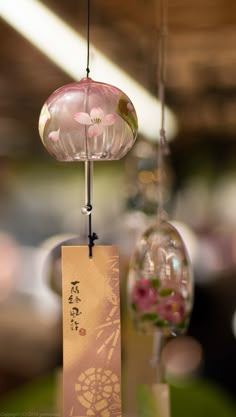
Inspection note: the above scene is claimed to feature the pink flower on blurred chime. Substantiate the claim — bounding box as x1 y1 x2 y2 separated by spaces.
128 222 193 335
132 279 158 312
74 107 117 137
156 292 185 324
131 277 186 325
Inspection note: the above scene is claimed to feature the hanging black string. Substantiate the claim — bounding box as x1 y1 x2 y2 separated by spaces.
150 0 169 383
86 0 90 77
83 161 98 258
158 0 168 147
157 0 169 222
82 0 98 258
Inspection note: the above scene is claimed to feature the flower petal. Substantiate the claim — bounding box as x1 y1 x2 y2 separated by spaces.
74 112 91 125
156 293 185 324
90 107 104 120
132 278 158 312
48 129 60 142
88 124 104 137
138 279 151 288
102 114 117 126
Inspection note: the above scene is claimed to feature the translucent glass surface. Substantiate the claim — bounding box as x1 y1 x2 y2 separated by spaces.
128 221 193 336
38 77 138 161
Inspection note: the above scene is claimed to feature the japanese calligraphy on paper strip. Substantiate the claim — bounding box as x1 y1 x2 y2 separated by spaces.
62 246 121 417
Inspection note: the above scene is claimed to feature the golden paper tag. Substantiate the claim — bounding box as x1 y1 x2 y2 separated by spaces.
62 246 122 417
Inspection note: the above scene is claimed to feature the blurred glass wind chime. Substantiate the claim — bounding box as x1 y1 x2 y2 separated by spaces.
127 0 194 403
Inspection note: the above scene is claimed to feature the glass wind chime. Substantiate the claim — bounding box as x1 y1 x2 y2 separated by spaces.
38 2 138 417
38 1 138 257
127 0 193 345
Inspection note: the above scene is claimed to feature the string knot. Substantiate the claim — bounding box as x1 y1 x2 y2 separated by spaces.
88 232 98 258
159 128 170 155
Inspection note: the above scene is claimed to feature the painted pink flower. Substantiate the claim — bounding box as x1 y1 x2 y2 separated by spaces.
74 107 117 138
132 279 158 312
156 293 186 324
48 128 60 142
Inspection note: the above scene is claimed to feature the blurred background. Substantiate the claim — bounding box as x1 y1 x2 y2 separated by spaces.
0 0 236 416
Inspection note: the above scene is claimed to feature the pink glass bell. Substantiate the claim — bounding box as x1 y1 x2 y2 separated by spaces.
128 221 193 336
38 77 138 161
